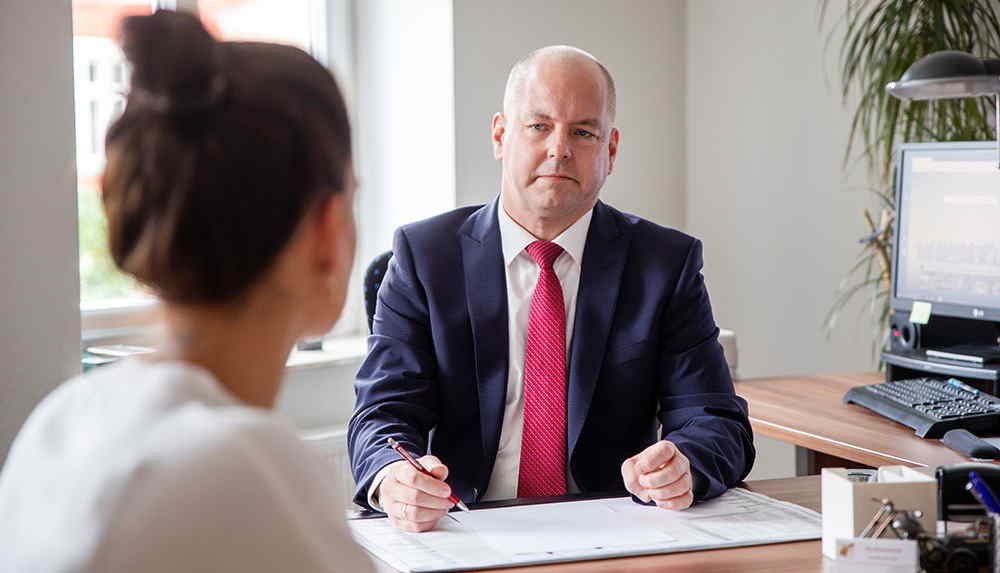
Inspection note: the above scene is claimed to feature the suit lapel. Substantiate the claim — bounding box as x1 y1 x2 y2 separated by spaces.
459 198 508 490
567 201 627 458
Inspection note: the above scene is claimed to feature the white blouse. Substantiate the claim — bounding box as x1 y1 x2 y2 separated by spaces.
0 358 373 573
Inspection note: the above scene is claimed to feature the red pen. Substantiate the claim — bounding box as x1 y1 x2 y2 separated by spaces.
388 437 470 512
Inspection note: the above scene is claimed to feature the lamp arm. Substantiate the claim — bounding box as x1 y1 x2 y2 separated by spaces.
969 59 1000 169
981 60 1000 169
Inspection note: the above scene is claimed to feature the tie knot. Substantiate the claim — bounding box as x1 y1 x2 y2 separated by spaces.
526 241 564 270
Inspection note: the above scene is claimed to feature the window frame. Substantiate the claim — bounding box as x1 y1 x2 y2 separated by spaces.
78 0 363 348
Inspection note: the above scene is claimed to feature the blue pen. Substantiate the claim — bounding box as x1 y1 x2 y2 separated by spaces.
966 471 1000 515
948 378 980 397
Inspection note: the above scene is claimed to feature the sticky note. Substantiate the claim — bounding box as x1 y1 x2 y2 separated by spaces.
909 301 932 325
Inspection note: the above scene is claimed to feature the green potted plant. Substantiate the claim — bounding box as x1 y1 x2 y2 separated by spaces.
821 0 1000 351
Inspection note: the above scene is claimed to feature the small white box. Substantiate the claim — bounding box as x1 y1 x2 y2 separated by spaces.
821 466 937 558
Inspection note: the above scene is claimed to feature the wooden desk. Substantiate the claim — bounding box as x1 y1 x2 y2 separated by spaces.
735 372 970 468
377 373 975 572
480 476 823 573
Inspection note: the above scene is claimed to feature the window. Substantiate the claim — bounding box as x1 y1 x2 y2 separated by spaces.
197 0 322 53
73 0 361 343
73 1 155 338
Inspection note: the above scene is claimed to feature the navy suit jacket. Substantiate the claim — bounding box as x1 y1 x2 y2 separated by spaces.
349 198 754 509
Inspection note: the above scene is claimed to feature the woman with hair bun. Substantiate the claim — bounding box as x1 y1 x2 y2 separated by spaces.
0 10 373 572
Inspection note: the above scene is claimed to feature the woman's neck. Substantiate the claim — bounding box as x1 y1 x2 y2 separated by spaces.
156 299 299 409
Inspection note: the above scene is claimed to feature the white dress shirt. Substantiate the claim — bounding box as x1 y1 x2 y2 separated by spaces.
484 199 592 500
367 198 593 508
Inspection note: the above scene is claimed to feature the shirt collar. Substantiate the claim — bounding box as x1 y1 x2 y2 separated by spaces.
497 195 594 267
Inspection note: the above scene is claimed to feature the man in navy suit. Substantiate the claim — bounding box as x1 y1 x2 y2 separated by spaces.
349 46 754 532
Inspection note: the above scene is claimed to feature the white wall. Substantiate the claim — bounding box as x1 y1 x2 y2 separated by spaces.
452 0 687 229
686 0 878 479
686 0 876 381
279 360 363 430
353 0 455 269
0 0 81 465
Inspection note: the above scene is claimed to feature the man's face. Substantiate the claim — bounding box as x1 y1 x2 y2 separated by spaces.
493 56 619 226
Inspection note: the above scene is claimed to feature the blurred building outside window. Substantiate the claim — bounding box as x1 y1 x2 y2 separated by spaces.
72 0 354 342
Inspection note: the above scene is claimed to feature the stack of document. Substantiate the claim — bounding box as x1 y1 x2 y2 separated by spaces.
349 488 821 572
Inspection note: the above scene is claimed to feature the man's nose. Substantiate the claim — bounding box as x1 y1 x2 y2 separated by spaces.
547 131 572 160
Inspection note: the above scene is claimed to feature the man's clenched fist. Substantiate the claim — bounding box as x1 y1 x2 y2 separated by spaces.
621 440 693 510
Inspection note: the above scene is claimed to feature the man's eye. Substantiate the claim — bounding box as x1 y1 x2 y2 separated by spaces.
529 124 546 131
575 129 595 138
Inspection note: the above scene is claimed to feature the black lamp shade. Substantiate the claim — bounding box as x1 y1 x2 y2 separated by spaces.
886 50 1000 100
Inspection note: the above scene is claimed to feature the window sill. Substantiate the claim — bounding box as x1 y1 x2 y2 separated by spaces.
286 335 367 371
82 321 368 373
81 298 161 344
80 303 368 371
81 295 368 371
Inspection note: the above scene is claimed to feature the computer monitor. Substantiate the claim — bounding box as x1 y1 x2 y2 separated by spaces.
892 141 1000 322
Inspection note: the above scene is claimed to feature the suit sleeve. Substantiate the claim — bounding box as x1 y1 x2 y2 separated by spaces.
348 228 440 509
656 239 755 501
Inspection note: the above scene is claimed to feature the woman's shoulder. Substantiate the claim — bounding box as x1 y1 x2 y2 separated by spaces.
88 365 373 571
158 398 312 476
30 358 235 419
18 357 329 512
6 359 227 465
2 358 373 572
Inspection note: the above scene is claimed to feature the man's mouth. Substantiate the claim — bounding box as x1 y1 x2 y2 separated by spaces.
537 174 576 182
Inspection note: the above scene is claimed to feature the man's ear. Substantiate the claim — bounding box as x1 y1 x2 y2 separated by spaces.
491 112 506 160
607 127 620 175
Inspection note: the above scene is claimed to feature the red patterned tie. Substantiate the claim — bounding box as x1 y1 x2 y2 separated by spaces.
517 240 568 498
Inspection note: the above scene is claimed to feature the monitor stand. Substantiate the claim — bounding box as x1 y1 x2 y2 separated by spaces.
882 348 1000 396
925 344 1000 365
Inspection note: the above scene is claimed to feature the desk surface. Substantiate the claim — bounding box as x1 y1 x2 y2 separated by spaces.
736 372 972 468
472 372 973 572
475 476 822 573
379 373 974 572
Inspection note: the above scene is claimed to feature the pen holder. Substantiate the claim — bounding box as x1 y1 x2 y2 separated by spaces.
821 466 937 559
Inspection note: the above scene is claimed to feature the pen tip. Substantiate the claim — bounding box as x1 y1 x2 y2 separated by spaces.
457 501 471 512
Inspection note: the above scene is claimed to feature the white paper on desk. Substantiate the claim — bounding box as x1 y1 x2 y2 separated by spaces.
349 488 821 573
608 488 821 541
450 501 676 555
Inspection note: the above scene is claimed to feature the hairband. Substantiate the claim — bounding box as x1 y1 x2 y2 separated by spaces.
129 74 228 116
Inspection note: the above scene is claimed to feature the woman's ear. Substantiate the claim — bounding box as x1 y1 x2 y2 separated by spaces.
311 193 350 273
307 165 357 295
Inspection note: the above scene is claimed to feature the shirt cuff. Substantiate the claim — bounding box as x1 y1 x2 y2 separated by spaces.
366 464 396 512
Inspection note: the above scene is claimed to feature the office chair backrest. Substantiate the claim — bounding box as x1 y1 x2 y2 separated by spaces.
364 250 393 334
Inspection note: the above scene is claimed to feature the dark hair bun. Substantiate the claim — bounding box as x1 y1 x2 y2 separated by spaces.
120 11 221 114
102 9 353 305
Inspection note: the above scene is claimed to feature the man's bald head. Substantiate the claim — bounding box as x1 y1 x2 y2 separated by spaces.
502 45 616 123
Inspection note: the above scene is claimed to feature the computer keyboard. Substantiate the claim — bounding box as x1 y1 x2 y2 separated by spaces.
843 377 1000 438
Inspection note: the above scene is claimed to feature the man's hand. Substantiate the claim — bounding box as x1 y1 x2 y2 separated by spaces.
621 440 693 510
378 456 455 532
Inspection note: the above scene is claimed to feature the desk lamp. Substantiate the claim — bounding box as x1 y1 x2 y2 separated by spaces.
886 50 1000 168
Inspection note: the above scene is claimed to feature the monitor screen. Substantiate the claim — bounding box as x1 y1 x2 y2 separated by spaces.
893 142 1000 320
